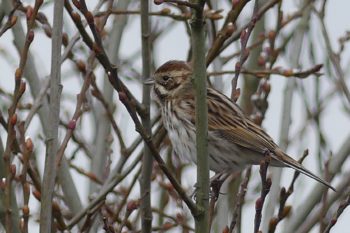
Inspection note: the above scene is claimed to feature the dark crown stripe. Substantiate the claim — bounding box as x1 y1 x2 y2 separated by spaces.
155 60 191 73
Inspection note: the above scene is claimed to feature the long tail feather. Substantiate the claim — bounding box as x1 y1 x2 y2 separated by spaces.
272 151 336 191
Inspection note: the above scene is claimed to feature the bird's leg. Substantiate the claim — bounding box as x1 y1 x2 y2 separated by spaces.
263 148 272 160
211 172 241 196
191 173 230 200
209 172 230 201
191 172 240 200
207 172 231 230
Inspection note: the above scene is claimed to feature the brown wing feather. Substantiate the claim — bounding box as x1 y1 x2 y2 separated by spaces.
206 88 335 191
207 88 277 154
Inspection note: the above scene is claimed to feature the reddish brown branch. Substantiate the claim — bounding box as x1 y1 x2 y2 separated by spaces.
322 194 350 233
254 154 272 233
268 150 309 233
0 13 17 37
229 167 252 233
55 70 92 167
206 0 250 66
65 0 144 115
230 0 260 101
95 8 223 21
208 64 323 79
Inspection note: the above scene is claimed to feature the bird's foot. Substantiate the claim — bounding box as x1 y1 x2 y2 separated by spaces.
190 173 231 201
210 173 230 200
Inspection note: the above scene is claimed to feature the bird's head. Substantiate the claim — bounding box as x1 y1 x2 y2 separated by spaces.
150 60 193 102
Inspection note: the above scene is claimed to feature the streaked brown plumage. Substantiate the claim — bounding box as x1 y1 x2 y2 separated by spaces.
151 60 334 190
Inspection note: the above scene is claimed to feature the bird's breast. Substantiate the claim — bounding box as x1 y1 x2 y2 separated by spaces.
161 101 197 163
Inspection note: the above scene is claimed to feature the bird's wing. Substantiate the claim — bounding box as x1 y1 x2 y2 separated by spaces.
206 89 335 190
213 121 277 154
207 88 277 154
206 91 335 190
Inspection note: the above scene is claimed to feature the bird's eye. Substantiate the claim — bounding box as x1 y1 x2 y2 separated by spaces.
162 75 170 82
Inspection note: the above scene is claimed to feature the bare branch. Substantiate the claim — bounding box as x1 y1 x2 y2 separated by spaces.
40 0 64 232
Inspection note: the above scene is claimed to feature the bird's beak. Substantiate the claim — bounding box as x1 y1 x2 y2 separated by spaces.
143 78 155 85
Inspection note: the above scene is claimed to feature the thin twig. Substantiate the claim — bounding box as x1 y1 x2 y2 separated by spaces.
322 194 350 233
220 0 280 57
294 172 350 233
208 64 323 79
55 71 92 167
206 0 250 66
268 150 309 233
315 7 350 104
24 77 50 131
229 167 252 233
66 155 142 229
231 0 260 101
152 208 194 231
254 154 272 233
0 10 17 37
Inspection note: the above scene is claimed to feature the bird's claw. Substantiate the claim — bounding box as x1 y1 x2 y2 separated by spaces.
191 173 231 201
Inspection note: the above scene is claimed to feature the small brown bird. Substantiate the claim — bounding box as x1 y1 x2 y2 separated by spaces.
150 60 334 190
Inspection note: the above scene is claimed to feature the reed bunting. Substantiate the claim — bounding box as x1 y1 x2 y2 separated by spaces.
149 60 334 190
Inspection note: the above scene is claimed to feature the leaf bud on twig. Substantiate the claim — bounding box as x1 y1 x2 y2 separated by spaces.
27 30 35 43
26 6 34 21
10 113 18 125
25 138 34 152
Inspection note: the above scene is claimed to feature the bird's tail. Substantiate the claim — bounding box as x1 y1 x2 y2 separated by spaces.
273 150 336 191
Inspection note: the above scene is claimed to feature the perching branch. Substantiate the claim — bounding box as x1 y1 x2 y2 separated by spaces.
190 1 209 233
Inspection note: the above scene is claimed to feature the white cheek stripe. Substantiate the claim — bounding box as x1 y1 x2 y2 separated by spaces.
157 85 167 95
